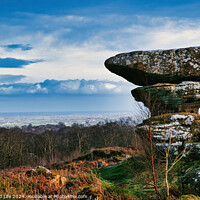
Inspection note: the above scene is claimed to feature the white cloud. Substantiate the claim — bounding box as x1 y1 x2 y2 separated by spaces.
17 12 88 24
59 80 80 91
27 84 48 94
1 14 200 84
0 79 134 95
0 86 14 94
104 83 116 90
0 86 21 94
118 16 200 51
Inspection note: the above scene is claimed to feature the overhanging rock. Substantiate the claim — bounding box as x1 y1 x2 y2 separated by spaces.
105 47 200 86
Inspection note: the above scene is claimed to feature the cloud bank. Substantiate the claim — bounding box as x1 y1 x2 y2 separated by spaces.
0 74 25 84
0 79 134 95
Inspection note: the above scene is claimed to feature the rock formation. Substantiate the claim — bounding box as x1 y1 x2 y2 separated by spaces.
105 46 200 147
137 113 200 147
105 46 200 86
132 81 200 115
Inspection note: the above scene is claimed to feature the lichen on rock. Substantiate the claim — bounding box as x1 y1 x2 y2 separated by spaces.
105 46 200 86
132 81 200 115
138 113 200 144
105 46 200 148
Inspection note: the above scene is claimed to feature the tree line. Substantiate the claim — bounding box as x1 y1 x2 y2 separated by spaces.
0 119 138 169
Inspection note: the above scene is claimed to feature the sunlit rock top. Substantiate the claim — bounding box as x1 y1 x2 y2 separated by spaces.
105 46 200 86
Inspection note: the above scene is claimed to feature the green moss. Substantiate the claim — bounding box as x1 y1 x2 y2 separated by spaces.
98 155 148 183
98 163 127 182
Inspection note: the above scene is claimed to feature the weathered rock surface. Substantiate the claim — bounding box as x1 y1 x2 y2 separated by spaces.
26 166 67 186
105 46 200 86
132 81 200 114
105 46 200 147
25 166 52 177
137 113 200 145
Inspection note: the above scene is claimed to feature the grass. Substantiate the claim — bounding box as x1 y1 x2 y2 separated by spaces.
0 147 199 199
0 147 139 199
97 155 147 183
98 163 128 182
97 155 159 199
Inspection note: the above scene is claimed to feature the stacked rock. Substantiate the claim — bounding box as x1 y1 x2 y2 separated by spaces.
105 46 200 146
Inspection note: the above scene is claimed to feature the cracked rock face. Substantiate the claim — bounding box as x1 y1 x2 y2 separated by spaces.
105 47 200 86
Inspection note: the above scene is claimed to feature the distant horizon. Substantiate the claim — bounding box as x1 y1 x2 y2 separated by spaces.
0 110 134 114
0 110 139 128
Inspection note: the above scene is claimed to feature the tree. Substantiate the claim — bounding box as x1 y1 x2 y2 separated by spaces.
135 90 162 200
161 115 192 198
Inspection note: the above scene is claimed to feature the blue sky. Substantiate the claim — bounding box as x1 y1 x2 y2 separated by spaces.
0 0 200 112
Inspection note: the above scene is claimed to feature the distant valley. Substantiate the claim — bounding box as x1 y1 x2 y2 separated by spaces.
0 111 138 127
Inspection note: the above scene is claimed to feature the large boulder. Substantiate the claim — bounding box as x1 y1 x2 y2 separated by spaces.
105 47 200 86
132 81 200 115
25 166 53 177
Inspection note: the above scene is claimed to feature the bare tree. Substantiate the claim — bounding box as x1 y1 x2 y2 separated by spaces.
135 89 162 199
162 118 191 198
